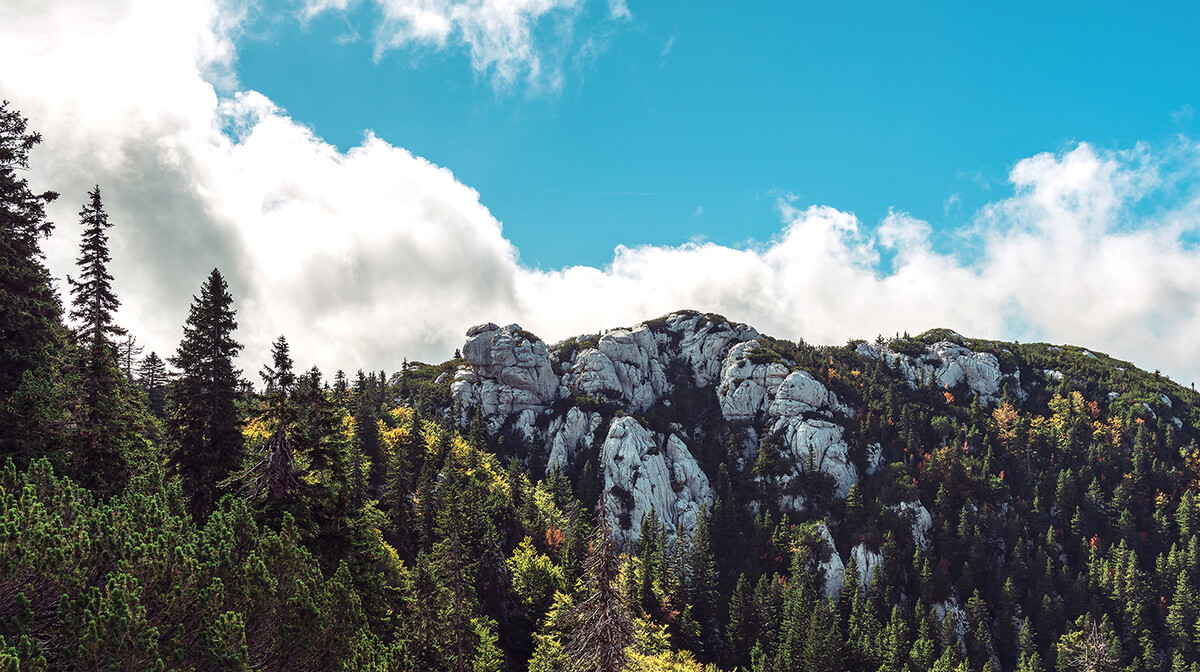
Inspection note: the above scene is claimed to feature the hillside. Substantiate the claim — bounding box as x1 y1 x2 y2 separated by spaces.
376 311 1200 671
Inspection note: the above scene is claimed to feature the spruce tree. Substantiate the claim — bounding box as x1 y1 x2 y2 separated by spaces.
68 186 136 491
0 101 67 460
168 268 244 517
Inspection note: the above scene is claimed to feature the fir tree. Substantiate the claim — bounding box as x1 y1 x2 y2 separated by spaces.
0 101 66 460
117 333 143 381
67 186 138 492
167 268 244 517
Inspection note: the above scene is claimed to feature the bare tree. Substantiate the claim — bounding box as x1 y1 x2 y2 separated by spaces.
560 502 635 672
1059 618 1116 672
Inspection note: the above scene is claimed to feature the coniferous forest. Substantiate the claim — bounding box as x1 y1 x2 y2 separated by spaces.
8 100 1200 672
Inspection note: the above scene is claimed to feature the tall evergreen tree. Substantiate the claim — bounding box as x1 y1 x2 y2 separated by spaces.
0 101 67 460
67 186 136 491
259 334 295 398
168 268 244 517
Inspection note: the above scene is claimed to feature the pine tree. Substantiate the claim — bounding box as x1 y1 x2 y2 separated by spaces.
726 573 752 668
353 369 385 490
0 101 67 460
167 268 244 517
259 335 295 398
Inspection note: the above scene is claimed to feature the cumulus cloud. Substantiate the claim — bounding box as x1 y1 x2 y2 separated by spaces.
4 0 1200 388
305 0 628 91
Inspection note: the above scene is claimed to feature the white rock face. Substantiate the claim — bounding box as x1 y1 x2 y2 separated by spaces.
717 341 790 422
851 543 884 588
891 501 934 550
452 323 559 430
545 407 603 470
770 418 859 498
816 523 845 599
597 326 669 411
599 417 714 546
857 339 1013 401
671 313 760 387
866 442 883 476
560 312 759 413
769 370 850 419
569 348 624 399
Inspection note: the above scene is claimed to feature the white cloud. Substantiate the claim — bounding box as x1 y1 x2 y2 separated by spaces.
304 0 628 91
5 0 1200 389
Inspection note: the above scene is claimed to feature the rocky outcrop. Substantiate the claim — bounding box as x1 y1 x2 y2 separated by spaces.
769 370 851 419
892 501 933 550
851 543 884 588
560 312 759 413
857 338 1013 401
672 313 760 387
752 367 861 502
717 341 790 422
816 523 845 599
564 326 668 412
451 323 559 429
599 417 714 546
770 418 859 500
545 407 603 470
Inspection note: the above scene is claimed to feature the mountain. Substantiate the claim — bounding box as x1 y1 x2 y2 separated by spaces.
405 309 1200 670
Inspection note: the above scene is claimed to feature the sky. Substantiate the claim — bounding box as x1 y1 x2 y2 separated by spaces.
2 0 1200 386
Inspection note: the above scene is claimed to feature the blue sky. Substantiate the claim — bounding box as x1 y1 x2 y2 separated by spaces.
4 0 1200 382
234 1 1199 269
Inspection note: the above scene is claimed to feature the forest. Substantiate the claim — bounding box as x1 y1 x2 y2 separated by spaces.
7 99 1200 672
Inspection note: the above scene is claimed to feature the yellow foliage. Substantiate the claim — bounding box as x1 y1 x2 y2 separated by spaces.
626 650 716 672
992 401 1019 447
242 414 272 445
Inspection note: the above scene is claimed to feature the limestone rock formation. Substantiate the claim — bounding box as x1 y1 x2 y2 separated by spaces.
892 500 934 550
545 407 603 470
857 337 1014 401
451 323 559 429
816 523 846 599
851 543 884 588
717 341 790 422
599 416 714 546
